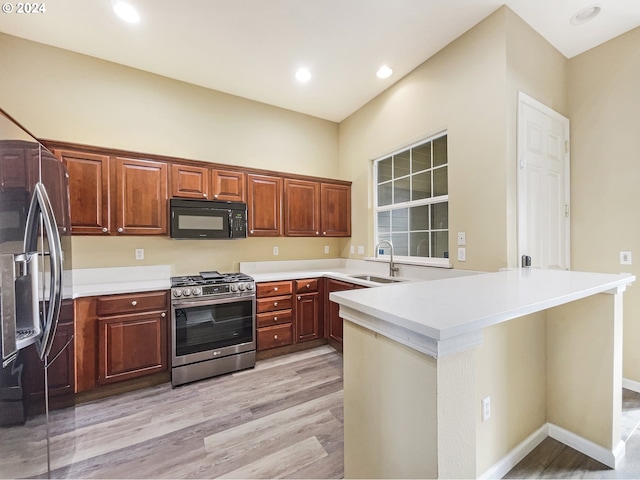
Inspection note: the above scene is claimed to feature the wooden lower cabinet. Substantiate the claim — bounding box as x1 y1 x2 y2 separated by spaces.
325 279 362 349
295 278 321 343
75 291 169 392
256 280 293 351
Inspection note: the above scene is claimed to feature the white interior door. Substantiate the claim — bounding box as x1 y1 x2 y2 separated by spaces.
517 92 570 270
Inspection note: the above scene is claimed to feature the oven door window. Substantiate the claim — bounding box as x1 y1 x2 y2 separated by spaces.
175 300 253 356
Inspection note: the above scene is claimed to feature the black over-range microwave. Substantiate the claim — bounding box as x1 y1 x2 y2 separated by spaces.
170 199 248 239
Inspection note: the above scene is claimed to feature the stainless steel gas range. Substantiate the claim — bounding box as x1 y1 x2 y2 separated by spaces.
170 271 256 387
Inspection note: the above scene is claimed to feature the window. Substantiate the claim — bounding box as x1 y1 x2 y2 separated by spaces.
374 133 448 264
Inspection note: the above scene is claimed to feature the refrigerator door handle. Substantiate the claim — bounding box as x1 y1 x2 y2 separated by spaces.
24 182 64 360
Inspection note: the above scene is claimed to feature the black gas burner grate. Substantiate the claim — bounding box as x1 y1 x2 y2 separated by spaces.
170 271 253 287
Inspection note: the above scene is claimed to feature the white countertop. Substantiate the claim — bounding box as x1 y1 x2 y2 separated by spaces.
70 265 171 298
330 268 635 356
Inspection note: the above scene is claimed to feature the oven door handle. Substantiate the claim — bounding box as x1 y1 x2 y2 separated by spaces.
172 295 255 308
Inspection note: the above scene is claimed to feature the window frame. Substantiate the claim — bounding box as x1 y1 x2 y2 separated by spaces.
373 131 450 268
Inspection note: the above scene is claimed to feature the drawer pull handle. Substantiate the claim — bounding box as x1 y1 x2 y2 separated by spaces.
274 334 278 340
274 302 278 307
131 300 137 306
161 312 166 317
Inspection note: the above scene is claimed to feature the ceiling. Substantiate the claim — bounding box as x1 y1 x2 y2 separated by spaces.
1 0 639 122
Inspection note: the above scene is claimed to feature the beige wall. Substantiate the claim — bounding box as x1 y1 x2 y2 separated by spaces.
0 32 345 270
567 27 640 383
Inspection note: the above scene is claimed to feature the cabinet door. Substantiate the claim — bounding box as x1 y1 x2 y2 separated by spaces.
212 169 245 202
326 279 355 346
114 157 168 235
98 310 168 385
170 163 209 199
321 182 351 237
56 149 111 235
247 174 282 236
296 292 320 343
284 179 320 236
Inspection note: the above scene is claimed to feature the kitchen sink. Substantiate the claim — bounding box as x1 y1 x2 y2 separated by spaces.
349 274 406 284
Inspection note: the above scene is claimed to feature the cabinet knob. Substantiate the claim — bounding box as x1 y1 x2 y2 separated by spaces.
297 296 301 300
131 300 137 306
102 227 108 233
274 302 278 307
214 194 219 199
316 231 319 235
274 334 278 340
118 227 124 233
250 230 254 234
161 312 166 317
323 231 327 235
274 316 278 321
203 193 207 198
306 284 310 288
274 287 278 291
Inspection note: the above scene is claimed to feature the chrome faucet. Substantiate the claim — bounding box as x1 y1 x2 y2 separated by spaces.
375 240 400 277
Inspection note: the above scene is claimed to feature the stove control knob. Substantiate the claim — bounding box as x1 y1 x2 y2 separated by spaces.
192 287 202 296
173 289 183 298
183 288 192 297
238 283 246 291
230 284 238 292
246 283 254 291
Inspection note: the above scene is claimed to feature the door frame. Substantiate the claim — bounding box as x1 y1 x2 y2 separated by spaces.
517 92 571 270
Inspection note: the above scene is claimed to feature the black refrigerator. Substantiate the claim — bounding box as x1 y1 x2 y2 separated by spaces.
0 109 75 478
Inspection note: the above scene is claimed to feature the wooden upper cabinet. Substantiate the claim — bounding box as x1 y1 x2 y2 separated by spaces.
114 157 168 235
284 179 320 236
170 163 209 200
212 169 245 202
247 174 282 236
321 182 351 237
55 149 111 235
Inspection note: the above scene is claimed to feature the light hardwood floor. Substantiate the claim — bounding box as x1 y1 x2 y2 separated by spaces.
3 345 640 479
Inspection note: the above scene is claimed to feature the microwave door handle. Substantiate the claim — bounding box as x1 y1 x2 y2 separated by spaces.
24 183 64 360
0 254 18 367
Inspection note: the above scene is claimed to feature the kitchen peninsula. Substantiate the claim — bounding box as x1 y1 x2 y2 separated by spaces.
330 268 635 479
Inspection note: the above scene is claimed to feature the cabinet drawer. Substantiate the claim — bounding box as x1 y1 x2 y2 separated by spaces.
97 291 168 316
256 281 292 298
295 278 318 294
257 324 293 350
257 310 293 328
256 295 293 313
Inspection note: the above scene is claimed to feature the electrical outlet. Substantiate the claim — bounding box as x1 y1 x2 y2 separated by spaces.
620 251 632 265
457 247 466 262
358 246 365 255
482 396 491 422
324 245 330 254
350 245 355 254
273 246 279 256
135 248 144 260
457 232 466 246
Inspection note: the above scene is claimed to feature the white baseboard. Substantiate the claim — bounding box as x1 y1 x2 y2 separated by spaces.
478 423 625 479
548 423 624 469
477 425 547 480
623 378 640 393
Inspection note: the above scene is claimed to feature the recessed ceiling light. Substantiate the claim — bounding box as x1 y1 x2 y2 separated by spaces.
376 65 393 79
570 4 601 25
295 68 311 83
113 1 140 23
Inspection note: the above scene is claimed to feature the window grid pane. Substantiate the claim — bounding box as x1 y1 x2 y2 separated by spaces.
375 134 448 261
